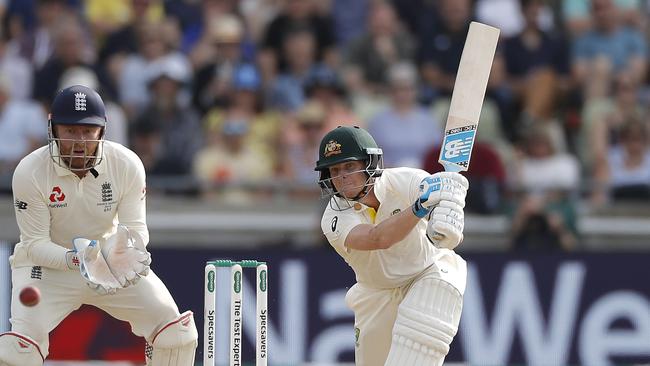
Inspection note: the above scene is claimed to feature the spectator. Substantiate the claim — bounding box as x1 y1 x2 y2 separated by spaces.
579 74 645 180
0 29 33 100
0 74 47 186
130 56 202 177
572 0 647 92
98 0 165 65
117 21 184 119
191 14 247 114
303 65 359 131
419 0 473 97
595 119 650 203
267 28 317 111
563 0 643 36
344 0 415 89
32 17 95 106
239 0 281 44
177 0 239 54
84 0 132 41
367 62 442 168
476 0 555 38
331 0 369 46
341 63 389 124
510 125 580 250
259 0 336 78
281 100 326 185
204 63 282 174
193 119 273 187
6 0 71 69
503 0 570 131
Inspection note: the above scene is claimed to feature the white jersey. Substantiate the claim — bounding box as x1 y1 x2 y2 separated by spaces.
321 167 442 289
11 141 148 270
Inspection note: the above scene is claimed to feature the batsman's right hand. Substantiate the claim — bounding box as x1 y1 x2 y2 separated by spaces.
412 172 468 218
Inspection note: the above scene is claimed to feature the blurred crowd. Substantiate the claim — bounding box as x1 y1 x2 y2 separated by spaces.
1 0 650 249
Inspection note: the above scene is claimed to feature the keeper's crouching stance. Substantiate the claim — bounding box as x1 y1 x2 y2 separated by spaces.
0 86 197 366
316 126 468 366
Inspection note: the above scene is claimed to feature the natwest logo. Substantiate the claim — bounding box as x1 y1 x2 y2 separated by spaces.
49 187 66 203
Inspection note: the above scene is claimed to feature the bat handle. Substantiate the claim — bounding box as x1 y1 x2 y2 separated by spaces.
441 162 464 173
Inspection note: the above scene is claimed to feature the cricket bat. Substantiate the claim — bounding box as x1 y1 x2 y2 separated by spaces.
438 22 500 172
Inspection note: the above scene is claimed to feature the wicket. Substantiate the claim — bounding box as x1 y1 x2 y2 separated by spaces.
204 260 268 366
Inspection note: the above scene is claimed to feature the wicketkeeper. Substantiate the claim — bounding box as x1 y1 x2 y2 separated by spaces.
0 85 197 366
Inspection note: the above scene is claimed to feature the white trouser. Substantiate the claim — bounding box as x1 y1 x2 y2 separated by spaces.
345 250 466 366
9 265 182 359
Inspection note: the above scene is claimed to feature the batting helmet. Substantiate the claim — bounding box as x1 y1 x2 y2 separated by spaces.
48 85 107 171
315 126 383 202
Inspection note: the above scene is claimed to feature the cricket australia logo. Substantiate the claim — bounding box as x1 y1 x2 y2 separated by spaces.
74 92 87 111
324 140 342 157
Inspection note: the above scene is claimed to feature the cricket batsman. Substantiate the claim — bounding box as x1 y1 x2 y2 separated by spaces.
316 126 468 365
0 85 197 365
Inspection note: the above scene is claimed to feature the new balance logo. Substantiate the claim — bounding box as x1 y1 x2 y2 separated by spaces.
440 128 476 169
74 92 87 111
443 138 473 159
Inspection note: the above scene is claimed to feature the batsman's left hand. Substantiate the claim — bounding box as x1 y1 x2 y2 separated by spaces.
426 200 465 250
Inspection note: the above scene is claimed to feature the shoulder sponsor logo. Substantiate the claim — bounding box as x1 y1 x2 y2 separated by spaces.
331 216 338 232
391 208 401 216
48 187 67 208
14 200 28 210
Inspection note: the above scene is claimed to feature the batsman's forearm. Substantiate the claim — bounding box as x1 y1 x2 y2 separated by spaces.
368 209 422 249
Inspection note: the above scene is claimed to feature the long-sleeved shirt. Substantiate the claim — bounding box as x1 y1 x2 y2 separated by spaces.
11 141 148 270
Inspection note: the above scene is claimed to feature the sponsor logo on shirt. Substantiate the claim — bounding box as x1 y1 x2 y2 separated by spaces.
14 200 28 210
391 208 401 216
48 187 67 208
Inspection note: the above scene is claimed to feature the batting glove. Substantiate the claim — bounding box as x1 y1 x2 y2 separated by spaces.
426 200 465 250
412 172 468 218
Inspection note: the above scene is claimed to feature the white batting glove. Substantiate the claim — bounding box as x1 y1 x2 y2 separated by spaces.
412 172 469 218
426 200 465 250
100 225 151 288
72 238 122 295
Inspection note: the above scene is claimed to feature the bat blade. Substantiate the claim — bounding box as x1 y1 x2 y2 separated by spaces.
439 22 500 172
